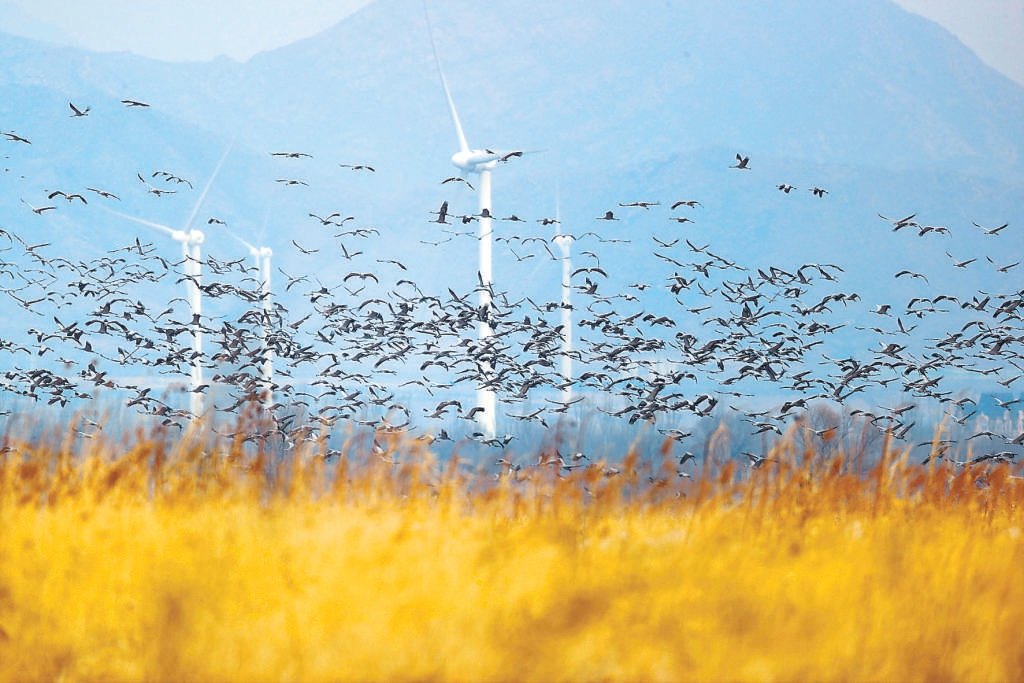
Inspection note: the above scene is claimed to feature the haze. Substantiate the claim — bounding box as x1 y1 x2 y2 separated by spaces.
0 0 1022 87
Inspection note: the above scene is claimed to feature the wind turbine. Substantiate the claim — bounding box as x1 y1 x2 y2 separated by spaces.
426 7 519 440
103 145 232 419
222 226 275 411
551 191 573 406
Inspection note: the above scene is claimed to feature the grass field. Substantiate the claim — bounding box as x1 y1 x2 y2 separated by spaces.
1 416 1022 682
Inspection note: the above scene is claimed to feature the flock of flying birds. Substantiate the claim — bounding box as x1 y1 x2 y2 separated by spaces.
1 97 1023 474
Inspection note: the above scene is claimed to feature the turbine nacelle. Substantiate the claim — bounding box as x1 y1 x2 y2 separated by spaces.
170 228 204 247
452 149 499 174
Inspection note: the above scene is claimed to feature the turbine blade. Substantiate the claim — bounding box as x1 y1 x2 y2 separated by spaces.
183 142 233 232
424 2 470 154
100 206 175 238
224 226 257 254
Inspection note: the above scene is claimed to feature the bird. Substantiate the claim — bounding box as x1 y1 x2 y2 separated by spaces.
68 102 90 117
120 99 150 108
271 151 312 158
742 452 776 468
136 173 176 196
152 170 193 189
276 178 309 186
809 187 828 197
618 201 660 209
20 198 55 215
730 154 751 169
340 163 375 172
291 240 319 254
431 201 450 225
3 131 31 144
945 252 976 269
670 200 702 209
776 184 797 193
597 211 619 221
879 213 919 231
973 221 1008 235
986 256 1020 273
47 190 87 204
85 187 120 200
442 176 474 190
895 270 929 284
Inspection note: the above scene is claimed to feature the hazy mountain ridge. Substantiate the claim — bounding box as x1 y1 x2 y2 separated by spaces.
0 0 1021 350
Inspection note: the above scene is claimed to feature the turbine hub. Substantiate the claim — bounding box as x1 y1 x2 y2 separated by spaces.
452 149 498 173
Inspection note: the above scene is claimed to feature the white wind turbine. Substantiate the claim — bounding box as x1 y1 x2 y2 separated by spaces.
222 226 275 411
551 192 574 405
426 10 521 440
104 146 232 419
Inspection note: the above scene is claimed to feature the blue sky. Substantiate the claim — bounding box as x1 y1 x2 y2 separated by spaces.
0 0 1022 86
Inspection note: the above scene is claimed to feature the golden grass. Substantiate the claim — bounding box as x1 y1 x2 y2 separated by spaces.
0 417 1022 682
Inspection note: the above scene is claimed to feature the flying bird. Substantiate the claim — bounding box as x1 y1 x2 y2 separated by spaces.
340 163 375 172
121 99 150 107
20 198 56 215
68 102 90 117
442 176 474 190
730 154 750 169
776 184 797 193
431 201 450 224
973 221 1009 235
809 187 829 197
47 190 87 204
85 187 120 200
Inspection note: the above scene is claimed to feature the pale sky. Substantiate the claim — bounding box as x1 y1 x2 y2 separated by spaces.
0 0 1022 86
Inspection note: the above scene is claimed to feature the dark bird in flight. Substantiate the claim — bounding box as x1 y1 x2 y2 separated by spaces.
340 163 375 172
776 184 797 193
895 270 929 284
442 176 474 190
973 221 1009 235
47 190 87 204
291 240 319 254
730 154 750 169
619 201 660 209
276 178 309 186
3 131 31 144
431 201 450 224
68 102 90 117
86 187 120 200
670 200 702 209
121 99 150 108
809 187 829 197
271 152 312 159
597 211 619 221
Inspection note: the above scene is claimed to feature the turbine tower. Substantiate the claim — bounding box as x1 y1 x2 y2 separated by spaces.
223 227 275 411
104 146 231 419
426 9 516 439
551 193 573 405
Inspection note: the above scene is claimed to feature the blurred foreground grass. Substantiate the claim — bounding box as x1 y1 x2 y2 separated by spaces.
0 417 1022 682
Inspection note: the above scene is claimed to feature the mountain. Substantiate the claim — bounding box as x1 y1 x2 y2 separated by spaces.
1 0 1022 410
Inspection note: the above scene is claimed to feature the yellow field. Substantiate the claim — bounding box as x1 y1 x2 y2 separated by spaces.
1 418 1022 682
